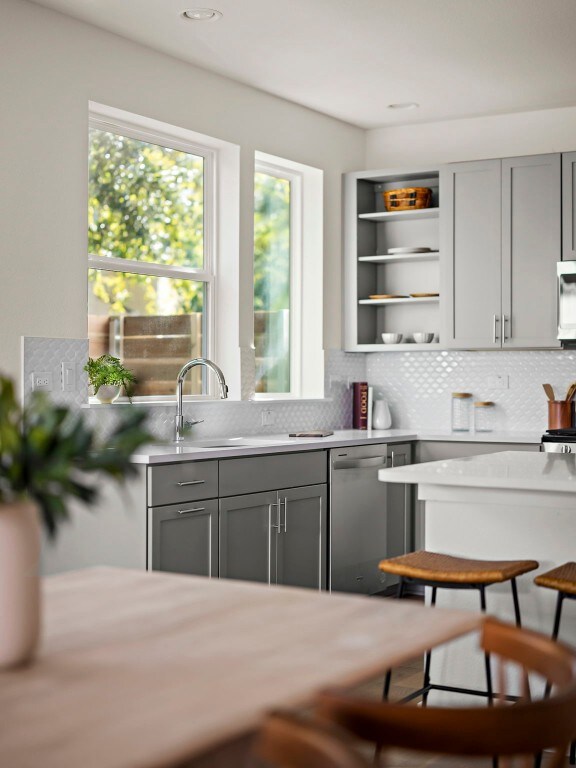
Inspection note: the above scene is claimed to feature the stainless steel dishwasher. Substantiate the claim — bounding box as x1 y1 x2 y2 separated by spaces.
329 443 413 595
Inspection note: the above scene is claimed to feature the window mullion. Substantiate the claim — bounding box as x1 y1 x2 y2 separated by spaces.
88 254 212 282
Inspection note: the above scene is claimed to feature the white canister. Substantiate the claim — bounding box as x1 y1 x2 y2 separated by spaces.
372 399 392 430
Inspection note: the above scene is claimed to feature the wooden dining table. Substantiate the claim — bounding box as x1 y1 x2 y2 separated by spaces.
0 567 483 768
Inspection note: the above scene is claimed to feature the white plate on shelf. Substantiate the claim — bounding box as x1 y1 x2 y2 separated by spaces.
387 247 432 254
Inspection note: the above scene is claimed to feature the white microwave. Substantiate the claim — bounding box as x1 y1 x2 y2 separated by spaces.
558 261 576 342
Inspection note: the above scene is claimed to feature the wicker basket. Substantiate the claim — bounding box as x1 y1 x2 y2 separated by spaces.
382 187 431 211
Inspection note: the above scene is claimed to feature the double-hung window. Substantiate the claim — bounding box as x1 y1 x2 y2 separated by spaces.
253 152 323 399
88 105 219 398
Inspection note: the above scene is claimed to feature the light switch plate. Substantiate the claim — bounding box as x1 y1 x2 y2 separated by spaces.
61 362 76 391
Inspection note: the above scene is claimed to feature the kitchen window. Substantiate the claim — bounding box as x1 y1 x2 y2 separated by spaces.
253 152 323 399
88 103 240 399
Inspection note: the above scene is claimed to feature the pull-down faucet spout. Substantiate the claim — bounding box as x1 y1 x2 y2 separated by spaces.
175 358 228 442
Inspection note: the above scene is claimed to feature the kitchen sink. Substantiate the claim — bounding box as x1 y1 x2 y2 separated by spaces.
170 436 294 449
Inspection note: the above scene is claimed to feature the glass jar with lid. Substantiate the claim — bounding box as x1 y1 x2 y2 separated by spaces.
474 401 495 432
451 392 472 432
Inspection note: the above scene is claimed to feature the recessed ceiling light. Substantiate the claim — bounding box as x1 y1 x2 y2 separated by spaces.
387 102 419 111
182 8 223 22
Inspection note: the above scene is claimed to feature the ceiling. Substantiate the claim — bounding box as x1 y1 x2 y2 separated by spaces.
28 0 576 129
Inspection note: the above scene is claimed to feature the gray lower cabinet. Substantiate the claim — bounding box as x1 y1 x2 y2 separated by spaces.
442 154 561 349
149 499 218 577
219 484 327 590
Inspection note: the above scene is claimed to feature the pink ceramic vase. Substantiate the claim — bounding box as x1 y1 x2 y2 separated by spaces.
0 501 41 668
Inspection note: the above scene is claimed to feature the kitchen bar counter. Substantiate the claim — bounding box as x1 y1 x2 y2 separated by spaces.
131 429 541 464
378 450 576 702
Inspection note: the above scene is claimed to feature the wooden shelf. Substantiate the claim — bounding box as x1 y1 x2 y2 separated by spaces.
358 251 439 264
359 296 439 306
358 207 440 223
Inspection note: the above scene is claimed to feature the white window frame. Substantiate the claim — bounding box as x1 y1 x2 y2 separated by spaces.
88 102 240 402
253 152 323 401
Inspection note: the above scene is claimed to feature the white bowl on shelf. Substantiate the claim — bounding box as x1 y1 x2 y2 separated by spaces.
381 333 403 344
412 332 434 344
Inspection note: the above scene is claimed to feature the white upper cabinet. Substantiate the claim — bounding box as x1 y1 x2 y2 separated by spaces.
441 154 561 350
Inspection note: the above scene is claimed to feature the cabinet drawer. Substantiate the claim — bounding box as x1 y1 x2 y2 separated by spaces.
219 451 327 497
147 461 218 506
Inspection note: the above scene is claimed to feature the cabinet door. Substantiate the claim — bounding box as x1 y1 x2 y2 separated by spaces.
501 154 561 349
219 491 276 584
441 160 502 348
275 484 327 591
149 499 218 577
563 152 576 262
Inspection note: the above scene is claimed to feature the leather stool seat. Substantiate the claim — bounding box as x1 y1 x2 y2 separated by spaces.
534 562 576 596
380 550 539 585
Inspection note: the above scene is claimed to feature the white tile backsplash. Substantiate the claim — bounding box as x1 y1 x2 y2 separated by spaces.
366 349 576 433
24 337 565 437
21 340 366 440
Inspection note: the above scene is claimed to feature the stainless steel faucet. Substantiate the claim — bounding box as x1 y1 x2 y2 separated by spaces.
175 358 228 441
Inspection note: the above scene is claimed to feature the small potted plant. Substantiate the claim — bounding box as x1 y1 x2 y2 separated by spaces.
0 374 152 668
84 354 136 403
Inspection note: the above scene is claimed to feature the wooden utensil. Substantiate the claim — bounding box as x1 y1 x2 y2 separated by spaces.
566 382 576 402
543 383 556 401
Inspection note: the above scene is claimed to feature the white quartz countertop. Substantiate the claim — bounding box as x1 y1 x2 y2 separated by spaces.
132 429 543 464
131 429 418 464
379 450 576 494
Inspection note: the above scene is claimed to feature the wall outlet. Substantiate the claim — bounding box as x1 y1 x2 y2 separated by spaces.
486 374 509 389
61 362 76 392
261 409 275 427
31 371 53 391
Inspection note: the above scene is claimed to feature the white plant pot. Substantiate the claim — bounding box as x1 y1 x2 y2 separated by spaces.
0 501 41 668
96 385 121 404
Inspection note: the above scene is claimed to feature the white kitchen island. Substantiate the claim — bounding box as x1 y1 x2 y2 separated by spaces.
379 450 576 702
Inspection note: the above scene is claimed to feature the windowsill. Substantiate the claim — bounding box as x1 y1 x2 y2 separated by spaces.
83 396 334 408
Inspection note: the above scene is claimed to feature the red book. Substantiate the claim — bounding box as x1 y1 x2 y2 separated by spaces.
352 382 368 430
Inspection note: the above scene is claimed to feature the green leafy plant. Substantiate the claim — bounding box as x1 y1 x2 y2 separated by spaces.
0 375 153 538
84 355 136 401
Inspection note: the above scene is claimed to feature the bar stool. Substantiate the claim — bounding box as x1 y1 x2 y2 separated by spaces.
379 550 539 704
534 562 576 765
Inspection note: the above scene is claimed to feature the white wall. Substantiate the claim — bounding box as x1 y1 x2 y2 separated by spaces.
0 0 365 386
366 106 576 168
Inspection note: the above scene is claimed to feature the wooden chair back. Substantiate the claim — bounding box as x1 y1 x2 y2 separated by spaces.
254 710 369 768
316 618 576 768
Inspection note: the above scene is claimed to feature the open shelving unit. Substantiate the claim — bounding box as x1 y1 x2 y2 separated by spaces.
343 167 442 351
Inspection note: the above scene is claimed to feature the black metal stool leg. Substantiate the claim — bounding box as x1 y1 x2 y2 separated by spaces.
382 578 405 701
421 587 437 706
552 592 564 640
511 578 522 627
479 585 494 705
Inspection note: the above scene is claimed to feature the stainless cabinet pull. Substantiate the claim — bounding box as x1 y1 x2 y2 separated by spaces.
390 450 395 468
176 479 205 487
178 507 205 515
282 497 288 533
502 314 510 341
270 502 281 532
492 314 500 343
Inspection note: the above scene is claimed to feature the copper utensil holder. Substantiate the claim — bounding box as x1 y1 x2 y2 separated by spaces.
548 400 574 430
